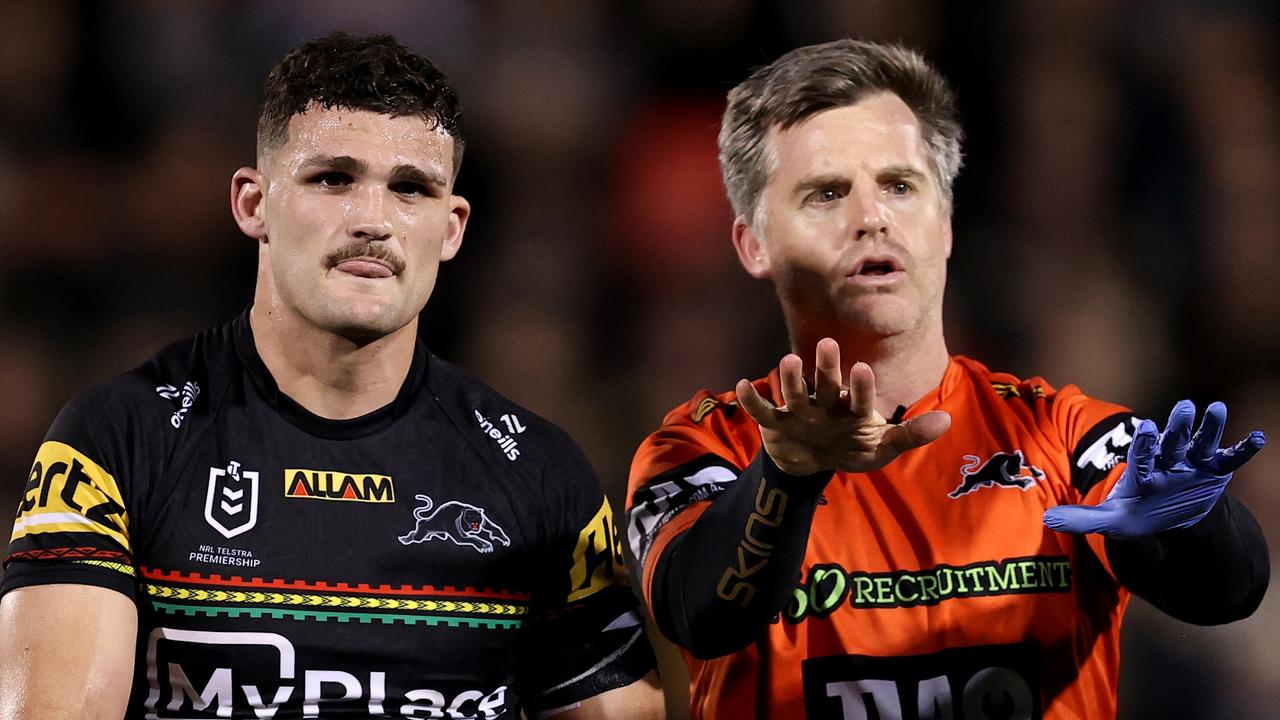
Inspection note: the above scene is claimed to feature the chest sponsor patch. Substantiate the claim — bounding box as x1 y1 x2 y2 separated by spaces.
145 628 514 719
802 642 1042 719
284 469 395 503
785 556 1072 621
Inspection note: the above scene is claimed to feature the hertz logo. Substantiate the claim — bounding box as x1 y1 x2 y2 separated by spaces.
284 469 395 503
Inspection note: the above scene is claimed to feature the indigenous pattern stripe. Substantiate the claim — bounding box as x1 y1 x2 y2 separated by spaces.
8 547 131 563
140 567 529 629
149 601 523 629
140 567 529 600
71 559 136 576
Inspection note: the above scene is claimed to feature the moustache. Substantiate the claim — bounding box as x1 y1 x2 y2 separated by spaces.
327 242 407 275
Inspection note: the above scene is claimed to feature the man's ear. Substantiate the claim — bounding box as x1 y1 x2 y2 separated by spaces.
231 167 268 242
943 215 953 259
731 216 772 278
439 194 471 262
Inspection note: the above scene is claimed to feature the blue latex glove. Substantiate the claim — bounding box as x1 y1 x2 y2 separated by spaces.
1043 400 1266 539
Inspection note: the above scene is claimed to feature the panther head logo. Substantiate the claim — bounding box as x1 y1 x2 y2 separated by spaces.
398 495 512 554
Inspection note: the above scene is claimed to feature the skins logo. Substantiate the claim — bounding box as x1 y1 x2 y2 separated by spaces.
398 495 511 554
284 469 394 503
205 461 259 539
948 451 1044 499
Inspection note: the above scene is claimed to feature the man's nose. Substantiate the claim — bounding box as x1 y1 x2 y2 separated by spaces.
849 180 888 240
348 185 394 242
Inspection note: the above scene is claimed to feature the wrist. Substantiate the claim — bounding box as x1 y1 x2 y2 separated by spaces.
760 449 835 488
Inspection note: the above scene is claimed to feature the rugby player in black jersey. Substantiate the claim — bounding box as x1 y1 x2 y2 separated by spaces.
0 33 663 719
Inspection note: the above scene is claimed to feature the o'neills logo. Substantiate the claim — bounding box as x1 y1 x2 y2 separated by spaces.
284 469 395 503
474 410 521 461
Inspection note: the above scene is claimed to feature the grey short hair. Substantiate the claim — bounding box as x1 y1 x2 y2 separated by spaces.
719 40 964 227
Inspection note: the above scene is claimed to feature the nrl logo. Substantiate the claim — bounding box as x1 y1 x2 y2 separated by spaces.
205 460 259 539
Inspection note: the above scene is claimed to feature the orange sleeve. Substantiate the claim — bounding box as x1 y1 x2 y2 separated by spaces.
624 388 762 615
1045 383 1138 577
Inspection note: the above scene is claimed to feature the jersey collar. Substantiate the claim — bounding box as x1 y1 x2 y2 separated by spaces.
231 308 429 440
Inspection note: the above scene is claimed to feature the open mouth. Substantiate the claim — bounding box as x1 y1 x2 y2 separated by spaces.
848 255 906 285
857 260 898 276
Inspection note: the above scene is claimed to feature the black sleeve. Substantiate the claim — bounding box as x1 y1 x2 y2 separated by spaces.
1106 493 1269 625
649 451 832 659
516 425 657 714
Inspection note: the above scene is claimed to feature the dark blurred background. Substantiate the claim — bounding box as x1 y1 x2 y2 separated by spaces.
2 1 1278 717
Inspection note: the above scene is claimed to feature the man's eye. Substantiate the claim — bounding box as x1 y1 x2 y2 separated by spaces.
390 181 429 197
312 172 352 187
888 181 914 196
807 188 844 204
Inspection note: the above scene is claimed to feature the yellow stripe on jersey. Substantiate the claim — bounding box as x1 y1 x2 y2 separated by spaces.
567 498 627 602
12 441 130 551
71 559 136 577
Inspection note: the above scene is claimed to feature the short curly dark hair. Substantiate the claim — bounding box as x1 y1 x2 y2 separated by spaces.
257 32 465 176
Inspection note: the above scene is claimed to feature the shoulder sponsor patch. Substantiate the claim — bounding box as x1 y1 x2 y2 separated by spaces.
1071 413 1141 494
13 441 130 550
567 498 626 602
284 469 395 503
626 455 736 565
990 381 1046 400
692 397 719 423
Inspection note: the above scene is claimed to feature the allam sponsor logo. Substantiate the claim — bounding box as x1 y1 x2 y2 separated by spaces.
285 469 395 503
473 409 520 461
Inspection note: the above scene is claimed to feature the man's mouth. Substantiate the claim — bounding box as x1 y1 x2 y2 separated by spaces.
334 258 396 278
847 255 906 286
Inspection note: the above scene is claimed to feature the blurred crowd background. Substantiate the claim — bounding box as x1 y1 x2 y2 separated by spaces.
2 1 1278 717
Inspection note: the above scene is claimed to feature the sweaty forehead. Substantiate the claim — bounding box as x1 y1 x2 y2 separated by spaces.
274 107 452 173
769 93 930 176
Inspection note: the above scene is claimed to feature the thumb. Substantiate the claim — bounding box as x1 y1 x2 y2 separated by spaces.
1043 502 1122 536
886 410 952 453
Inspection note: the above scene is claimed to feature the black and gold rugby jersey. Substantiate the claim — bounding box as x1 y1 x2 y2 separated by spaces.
4 310 653 719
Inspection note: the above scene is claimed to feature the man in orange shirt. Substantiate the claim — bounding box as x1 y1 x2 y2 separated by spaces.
626 40 1267 719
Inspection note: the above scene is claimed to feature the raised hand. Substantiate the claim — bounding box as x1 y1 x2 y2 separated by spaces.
735 338 951 477
1043 400 1266 539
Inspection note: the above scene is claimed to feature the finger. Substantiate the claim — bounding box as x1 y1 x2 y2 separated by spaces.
813 338 843 407
735 379 778 427
1126 419 1159 489
1210 430 1267 475
777 354 809 411
1157 400 1195 468
847 361 876 416
1043 503 1123 536
881 410 951 455
1188 401 1228 468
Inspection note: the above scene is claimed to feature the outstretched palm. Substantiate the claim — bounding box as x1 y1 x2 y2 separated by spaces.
736 338 951 477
